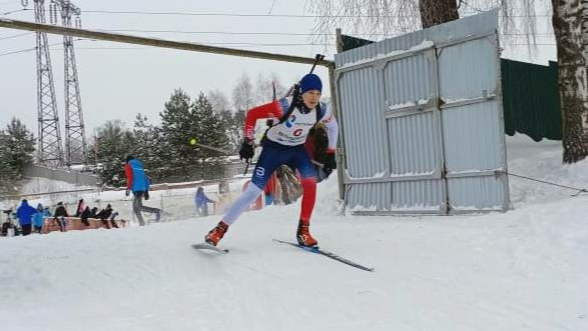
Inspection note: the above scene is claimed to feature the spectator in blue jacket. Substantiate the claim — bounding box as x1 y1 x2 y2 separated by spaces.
32 203 50 233
16 199 37 236
195 187 216 217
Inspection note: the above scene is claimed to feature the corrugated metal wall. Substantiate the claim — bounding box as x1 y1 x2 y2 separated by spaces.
335 10 510 215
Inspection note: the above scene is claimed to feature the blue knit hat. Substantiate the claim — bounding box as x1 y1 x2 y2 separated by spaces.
299 73 322 94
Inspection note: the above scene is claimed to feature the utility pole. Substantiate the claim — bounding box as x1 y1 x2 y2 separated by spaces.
53 0 87 167
26 0 64 167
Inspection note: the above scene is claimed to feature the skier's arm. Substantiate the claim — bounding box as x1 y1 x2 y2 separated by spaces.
320 103 339 152
125 163 133 190
243 99 285 140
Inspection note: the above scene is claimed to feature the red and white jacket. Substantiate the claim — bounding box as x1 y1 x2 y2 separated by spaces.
244 97 338 152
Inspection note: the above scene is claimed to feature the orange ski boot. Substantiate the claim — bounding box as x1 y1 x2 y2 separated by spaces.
205 221 229 246
296 222 318 247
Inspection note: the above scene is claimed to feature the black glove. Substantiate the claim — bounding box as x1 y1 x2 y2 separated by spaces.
144 191 150 200
323 152 337 175
239 139 255 161
125 190 130 197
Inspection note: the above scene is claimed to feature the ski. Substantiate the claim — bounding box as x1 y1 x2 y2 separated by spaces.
273 239 374 272
192 243 229 254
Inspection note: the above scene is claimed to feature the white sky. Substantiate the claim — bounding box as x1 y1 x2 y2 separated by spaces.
0 0 556 137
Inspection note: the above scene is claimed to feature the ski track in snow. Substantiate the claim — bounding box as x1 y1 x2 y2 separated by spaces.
0 134 587 331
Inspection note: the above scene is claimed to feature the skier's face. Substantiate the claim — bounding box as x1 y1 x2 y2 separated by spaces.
302 90 322 109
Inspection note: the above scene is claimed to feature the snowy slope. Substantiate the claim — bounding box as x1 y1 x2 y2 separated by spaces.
0 134 587 331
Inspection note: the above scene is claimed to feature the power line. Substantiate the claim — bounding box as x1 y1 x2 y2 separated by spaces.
80 9 555 18
0 31 33 40
0 45 34 56
1 7 556 19
0 8 25 15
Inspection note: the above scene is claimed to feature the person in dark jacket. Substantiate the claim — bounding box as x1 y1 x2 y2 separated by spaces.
53 202 68 232
96 204 118 229
89 207 99 218
80 206 91 227
16 199 37 236
195 187 216 217
125 155 161 226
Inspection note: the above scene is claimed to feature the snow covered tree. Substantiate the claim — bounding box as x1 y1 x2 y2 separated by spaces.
191 93 231 179
90 120 135 186
159 90 231 180
0 118 35 194
207 89 241 150
159 89 197 179
132 114 167 181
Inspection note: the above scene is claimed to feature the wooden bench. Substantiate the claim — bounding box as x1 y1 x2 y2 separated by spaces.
41 217 128 234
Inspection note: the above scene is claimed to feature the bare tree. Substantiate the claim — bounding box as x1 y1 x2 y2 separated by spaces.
232 73 255 112
255 73 275 104
207 89 232 114
307 0 539 48
254 72 287 104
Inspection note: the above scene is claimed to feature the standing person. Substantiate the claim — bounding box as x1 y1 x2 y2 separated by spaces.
203 73 338 247
16 199 37 236
74 199 86 217
125 155 161 226
53 202 68 232
32 203 50 234
195 187 216 217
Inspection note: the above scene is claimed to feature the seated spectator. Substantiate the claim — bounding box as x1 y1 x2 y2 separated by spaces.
89 207 99 218
80 206 92 227
53 202 68 232
96 204 118 229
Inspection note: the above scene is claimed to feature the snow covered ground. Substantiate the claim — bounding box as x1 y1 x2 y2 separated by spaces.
0 134 587 331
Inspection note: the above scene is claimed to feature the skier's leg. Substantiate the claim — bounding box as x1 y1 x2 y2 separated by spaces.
288 147 318 246
205 146 285 245
136 193 161 222
222 147 284 225
133 193 146 226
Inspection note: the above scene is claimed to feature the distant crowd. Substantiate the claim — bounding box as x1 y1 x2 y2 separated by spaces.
0 182 220 237
1 198 120 237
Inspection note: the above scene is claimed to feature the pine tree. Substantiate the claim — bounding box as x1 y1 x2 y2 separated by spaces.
159 90 233 181
159 89 197 180
191 93 231 179
0 118 35 194
132 114 166 181
91 120 135 185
